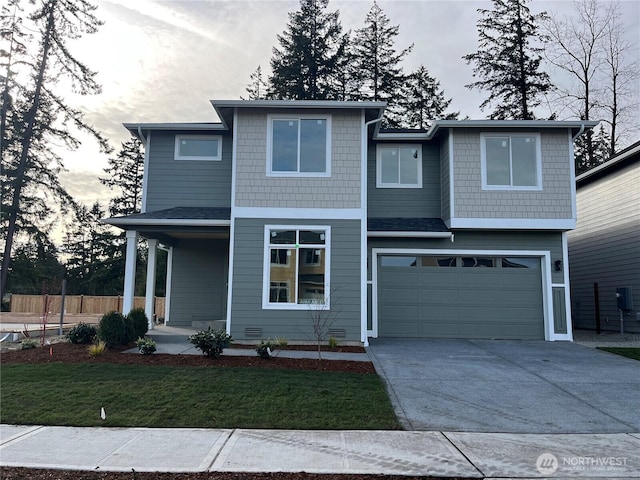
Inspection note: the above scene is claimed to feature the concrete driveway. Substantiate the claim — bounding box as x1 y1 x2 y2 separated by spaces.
367 338 640 433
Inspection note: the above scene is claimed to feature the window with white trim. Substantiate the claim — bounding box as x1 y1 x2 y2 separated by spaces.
174 135 222 161
481 134 541 189
267 115 331 176
376 145 422 188
264 227 330 308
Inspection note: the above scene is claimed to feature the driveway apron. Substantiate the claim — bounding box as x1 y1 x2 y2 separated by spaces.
367 338 640 433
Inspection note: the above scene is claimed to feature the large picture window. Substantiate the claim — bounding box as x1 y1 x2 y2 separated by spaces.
376 145 422 188
174 135 222 161
268 116 331 176
481 134 541 189
264 226 330 308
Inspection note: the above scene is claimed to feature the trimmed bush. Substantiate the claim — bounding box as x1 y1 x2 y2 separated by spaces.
97 311 127 348
188 328 232 358
67 323 97 345
126 308 149 342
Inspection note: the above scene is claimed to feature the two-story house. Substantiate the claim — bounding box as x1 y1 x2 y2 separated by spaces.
106 100 596 344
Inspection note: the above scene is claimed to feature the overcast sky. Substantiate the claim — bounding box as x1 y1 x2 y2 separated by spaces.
58 0 640 210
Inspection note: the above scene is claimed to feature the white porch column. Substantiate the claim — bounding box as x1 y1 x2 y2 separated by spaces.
145 238 158 330
122 230 138 314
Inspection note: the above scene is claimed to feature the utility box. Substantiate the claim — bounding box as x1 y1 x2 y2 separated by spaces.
616 287 633 311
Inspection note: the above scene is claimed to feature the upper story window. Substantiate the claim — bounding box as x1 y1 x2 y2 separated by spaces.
267 115 331 176
376 145 422 188
481 134 542 190
174 135 222 161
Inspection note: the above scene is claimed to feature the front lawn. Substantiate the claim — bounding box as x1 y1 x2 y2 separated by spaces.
596 347 640 361
0 363 400 430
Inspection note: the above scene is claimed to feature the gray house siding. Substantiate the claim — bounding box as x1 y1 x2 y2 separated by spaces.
367 142 441 217
440 134 451 223
167 239 229 327
145 131 232 212
452 129 573 220
230 218 362 342
234 109 362 209
568 161 640 333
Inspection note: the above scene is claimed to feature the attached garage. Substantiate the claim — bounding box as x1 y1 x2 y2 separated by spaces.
375 253 545 339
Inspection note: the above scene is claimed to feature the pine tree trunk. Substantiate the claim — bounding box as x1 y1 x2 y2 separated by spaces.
515 2 529 119
1 0 56 299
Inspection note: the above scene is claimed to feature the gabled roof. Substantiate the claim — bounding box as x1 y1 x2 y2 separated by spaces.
367 218 451 238
576 140 640 187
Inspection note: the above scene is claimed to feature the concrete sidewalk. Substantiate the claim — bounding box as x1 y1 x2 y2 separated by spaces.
2 425 639 478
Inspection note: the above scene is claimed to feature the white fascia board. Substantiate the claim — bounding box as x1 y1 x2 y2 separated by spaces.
449 218 576 230
431 119 599 131
233 207 363 220
104 218 231 227
123 123 227 141
374 132 430 141
367 231 452 239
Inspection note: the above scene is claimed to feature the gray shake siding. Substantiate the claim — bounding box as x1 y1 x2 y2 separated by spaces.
168 239 228 327
569 160 640 333
145 131 232 212
234 109 362 209
440 133 451 223
452 130 573 220
230 218 362 342
367 142 441 217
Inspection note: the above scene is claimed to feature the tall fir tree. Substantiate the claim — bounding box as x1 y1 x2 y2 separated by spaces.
100 136 144 217
351 0 413 126
463 0 552 120
574 125 611 175
1 0 109 299
398 65 458 129
242 65 268 100
268 0 348 100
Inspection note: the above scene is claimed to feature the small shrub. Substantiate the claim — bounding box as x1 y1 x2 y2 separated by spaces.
21 338 38 350
126 308 149 342
67 323 97 345
136 337 156 355
328 336 339 349
188 328 232 358
275 337 288 347
256 340 276 359
97 311 127 348
88 341 107 357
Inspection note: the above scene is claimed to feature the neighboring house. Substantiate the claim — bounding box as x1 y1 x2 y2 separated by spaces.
106 100 597 344
568 141 640 333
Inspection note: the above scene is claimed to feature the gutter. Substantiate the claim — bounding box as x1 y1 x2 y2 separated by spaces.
137 126 147 145
367 231 452 239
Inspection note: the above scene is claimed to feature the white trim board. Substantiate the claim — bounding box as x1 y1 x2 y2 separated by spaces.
233 207 363 220
448 218 576 230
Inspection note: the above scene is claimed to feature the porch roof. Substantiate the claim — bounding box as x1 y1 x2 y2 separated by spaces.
104 207 231 227
367 218 452 239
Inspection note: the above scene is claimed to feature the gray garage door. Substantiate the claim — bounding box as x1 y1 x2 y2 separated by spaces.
378 255 544 339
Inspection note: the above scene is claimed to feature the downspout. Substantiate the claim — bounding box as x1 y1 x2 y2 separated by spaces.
362 111 384 346
572 123 586 141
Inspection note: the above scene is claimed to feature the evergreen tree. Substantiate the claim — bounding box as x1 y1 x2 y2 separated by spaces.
574 125 611 175
398 65 458 129
463 0 552 120
268 0 348 100
100 136 144 217
243 65 268 100
3 239 64 295
351 0 413 126
1 0 109 299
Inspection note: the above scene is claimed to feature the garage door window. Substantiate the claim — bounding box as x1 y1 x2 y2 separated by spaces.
380 256 417 267
502 257 539 269
380 255 539 270
421 256 457 267
462 257 495 268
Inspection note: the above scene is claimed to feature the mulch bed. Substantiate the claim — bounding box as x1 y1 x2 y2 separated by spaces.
0 342 375 373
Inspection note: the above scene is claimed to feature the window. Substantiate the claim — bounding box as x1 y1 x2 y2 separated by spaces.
267 116 331 176
264 227 330 308
376 145 422 188
174 135 222 161
380 256 418 267
481 134 541 189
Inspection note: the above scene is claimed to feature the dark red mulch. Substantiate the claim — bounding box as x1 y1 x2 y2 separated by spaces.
233 344 366 353
0 342 375 374
0 468 472 480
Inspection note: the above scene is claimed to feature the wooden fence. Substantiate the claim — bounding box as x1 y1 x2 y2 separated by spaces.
9 295 166 318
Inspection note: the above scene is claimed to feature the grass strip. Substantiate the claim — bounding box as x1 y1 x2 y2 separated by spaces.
596 347 640 361
0 363 400 430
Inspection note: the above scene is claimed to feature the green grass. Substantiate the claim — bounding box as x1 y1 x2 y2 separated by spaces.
0 364 400 430
597 347 640 361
